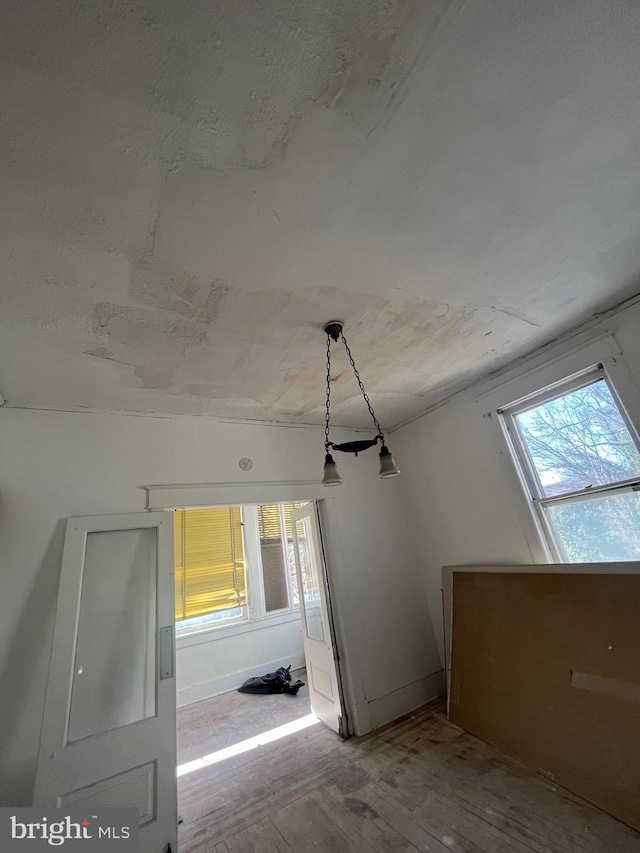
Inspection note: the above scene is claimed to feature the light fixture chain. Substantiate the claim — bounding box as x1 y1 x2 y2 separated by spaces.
324 333 332 449
341 333 384 438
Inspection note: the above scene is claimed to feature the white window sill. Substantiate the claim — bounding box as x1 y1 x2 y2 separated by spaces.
176 609 302 649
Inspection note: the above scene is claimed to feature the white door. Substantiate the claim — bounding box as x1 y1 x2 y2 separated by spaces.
291 503 343 735
33 512 177 853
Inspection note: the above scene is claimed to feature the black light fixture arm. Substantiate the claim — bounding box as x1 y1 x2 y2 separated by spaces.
327 435 383 455
339 331 384 439
323 321 387 454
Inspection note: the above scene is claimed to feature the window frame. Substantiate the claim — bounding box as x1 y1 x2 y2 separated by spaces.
243 503 302 618
498 364 640 562
175 502 303 642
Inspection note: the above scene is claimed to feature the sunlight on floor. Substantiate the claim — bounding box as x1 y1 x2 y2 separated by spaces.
177 713 320 777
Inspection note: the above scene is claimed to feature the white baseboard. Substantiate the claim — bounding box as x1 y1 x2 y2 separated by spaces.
177 652 306 708
351 669 445 735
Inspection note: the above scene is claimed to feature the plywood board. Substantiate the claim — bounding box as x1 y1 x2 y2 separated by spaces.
449 572 640 831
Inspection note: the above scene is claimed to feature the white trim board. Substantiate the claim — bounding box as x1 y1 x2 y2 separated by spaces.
177 653 306 708
176 610 301 650
145 481 328 509
441 562 640 713
473 333 622 411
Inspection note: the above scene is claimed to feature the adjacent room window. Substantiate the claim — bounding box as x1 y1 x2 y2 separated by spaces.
257 503 302 612
500 367 640 562
174 502 303 635
174 507 247 631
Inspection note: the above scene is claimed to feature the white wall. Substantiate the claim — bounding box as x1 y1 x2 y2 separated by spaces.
176 618 305 707
393 297 640 664
0 410 442 806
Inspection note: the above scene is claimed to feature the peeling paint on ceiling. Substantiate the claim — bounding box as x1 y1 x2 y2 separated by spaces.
1 0 639 429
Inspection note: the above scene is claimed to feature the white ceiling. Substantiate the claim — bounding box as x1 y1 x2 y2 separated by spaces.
1 0 639 429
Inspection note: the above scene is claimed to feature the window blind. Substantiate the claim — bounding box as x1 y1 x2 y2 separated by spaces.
174 507 246 621
257 504 282 544
283 503 302 540
257 503 302 544
256 503 302 612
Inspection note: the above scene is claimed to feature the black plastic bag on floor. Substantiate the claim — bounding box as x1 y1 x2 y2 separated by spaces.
237 665 305 696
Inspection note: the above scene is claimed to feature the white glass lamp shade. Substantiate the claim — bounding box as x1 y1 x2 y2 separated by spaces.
379 445 400 478
322 453 343 486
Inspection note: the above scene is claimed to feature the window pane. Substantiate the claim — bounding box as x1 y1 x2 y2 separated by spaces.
257 504 282 542
261 546 289 611
68 528 156 743
258 504 289 612
286 543 300 607
295 516 325 643
516 380 640 497
283 503 302 606
175 507 246 622
283 503 303 540
546 491 640 562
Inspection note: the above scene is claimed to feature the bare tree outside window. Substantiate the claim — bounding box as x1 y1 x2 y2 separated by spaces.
503 374 640 562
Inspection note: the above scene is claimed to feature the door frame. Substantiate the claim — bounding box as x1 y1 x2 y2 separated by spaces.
146 480 352 737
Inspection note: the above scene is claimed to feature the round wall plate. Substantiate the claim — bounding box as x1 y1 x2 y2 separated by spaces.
239 457 253 471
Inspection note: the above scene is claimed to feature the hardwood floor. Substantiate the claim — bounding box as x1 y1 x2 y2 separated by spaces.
177 668 311 766
177 683 640 853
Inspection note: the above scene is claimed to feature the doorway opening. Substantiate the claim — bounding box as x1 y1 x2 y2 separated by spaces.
173 499 347 833
35 494 348 853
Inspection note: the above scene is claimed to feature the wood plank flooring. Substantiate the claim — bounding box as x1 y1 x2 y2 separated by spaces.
178 668 311 765
177 684 640 853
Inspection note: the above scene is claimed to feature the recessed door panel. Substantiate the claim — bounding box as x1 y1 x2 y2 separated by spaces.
58 762 156 826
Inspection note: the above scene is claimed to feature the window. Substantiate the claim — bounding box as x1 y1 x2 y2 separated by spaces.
174 507 246 631
257 503 302 612
174 502 303 635
500 367 640 562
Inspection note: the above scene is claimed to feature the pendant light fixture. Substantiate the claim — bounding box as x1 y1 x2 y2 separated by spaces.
322 321 400 486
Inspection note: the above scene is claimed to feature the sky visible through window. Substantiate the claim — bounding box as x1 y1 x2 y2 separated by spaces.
515 379 640 562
